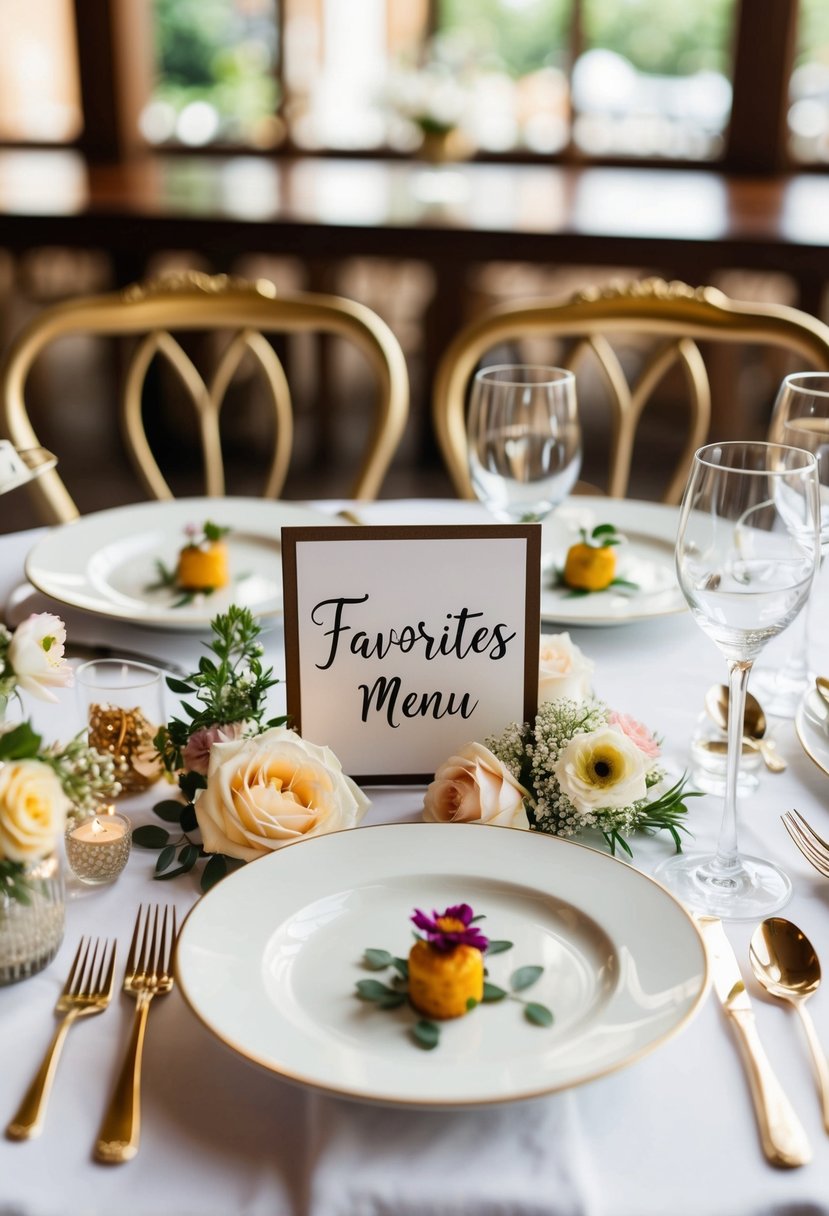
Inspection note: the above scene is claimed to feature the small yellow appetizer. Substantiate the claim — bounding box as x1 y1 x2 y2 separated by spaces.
408 903 487 1020
177 521 230 591
561 523 636 595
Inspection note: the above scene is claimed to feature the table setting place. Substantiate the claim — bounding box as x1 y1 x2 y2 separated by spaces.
2 367 829 1216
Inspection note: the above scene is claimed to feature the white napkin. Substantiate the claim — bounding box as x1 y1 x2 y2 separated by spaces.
301 1090 598 1216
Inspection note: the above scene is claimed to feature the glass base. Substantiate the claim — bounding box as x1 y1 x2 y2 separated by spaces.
750 664 811 721
653 851 792 921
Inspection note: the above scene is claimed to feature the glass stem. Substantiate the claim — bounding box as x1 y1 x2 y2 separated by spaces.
714 658 752 873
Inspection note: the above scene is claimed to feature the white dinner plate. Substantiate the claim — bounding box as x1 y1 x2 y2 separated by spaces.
540 498 685 626
25 497 340 631
176 823 708 1108
795 688 829 777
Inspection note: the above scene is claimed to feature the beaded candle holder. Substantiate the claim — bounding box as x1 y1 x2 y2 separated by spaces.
65 811 132 885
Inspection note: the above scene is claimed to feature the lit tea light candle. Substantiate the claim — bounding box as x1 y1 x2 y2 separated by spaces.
65 810 132 886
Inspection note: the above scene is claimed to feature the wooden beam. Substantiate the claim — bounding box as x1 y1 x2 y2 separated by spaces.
727 0 798 174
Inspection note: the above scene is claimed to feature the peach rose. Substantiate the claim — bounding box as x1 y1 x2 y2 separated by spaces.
0 758 70 862
538 633 594 704
423 742 530 829
195 726 369 862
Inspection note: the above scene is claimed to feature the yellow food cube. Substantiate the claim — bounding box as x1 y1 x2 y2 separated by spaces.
408 940 484 1020
563 542 616 592
177 542 229 590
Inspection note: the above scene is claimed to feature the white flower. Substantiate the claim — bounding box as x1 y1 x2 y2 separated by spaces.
8 613 73 703
0 758 70 862
195 726 369 862
423 742 530 829
538 633 594 704
552 725 648 812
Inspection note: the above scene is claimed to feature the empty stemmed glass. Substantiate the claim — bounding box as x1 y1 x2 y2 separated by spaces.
655 442 820 920
466 365 581 523
752 372 829 716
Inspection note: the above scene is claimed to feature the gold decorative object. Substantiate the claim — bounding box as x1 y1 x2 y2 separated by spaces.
87 703 162 793
65 812 132 885
5 937 116 1139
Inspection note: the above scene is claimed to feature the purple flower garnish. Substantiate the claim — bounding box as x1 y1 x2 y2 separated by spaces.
411 903 489 954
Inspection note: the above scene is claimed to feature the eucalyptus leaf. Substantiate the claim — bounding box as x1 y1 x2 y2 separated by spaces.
511 965 543 992
155 845 176 873
482 982 507 1002
411 1020 440 1050
153 799 187 824
391 957 409 980
377 992 408 1010
201 853 229 892
180 803 198 833
363 948 394 970
486 939 513 955
524 1002 554 1027
356 979 398 1002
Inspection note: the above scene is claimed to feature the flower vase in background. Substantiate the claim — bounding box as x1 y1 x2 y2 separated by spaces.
0 853 64 985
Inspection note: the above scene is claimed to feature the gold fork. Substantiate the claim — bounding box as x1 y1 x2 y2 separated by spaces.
782 810 829 878
6 937 117 1141
95 904 177 1164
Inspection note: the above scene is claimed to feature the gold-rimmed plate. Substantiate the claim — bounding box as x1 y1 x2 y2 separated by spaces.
795 688 829 777
24 497 342 631
175 823 708 1108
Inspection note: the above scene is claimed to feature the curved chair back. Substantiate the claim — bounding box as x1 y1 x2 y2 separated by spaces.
1 271 409 524
433 278 829 505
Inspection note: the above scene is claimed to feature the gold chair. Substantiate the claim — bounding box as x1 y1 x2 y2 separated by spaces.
433 278 829 505
1 271 409 524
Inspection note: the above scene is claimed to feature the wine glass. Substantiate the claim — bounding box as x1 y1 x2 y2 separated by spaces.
466 365 581 523
655 441 820 920
752 372 829 717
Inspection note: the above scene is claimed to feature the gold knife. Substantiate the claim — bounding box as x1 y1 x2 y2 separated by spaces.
698 915 811 1168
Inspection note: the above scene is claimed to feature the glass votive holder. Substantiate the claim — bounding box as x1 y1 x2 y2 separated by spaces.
76 659 164 795
65 811 132 886
689 711 762 797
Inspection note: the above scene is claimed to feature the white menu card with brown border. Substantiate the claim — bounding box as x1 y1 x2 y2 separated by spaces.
281 524 541 783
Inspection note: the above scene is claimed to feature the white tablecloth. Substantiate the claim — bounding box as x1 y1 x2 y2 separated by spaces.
2 502 829 1216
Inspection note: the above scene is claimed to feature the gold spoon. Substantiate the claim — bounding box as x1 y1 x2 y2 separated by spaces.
750 918 829 1133
704 685 787 773
816 676 829 712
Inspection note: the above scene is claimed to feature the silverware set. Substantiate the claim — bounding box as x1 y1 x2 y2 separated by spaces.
5 904 177 1162
782 809 829 878
699 912 829 1169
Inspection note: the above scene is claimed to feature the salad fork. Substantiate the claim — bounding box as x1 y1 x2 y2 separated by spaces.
782 810 829 878
95 904 177 1164
6 937 117 1141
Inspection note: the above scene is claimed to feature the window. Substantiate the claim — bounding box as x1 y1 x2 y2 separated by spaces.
789 0 829 163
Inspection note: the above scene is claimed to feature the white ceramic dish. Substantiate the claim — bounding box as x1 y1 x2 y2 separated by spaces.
795 688 829 777
176 823 708 1108
539 498 684 626
25 497 340 631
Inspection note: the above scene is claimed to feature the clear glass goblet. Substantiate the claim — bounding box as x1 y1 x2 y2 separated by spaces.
752 372 829 717
466 365 581 523
655 441 820 920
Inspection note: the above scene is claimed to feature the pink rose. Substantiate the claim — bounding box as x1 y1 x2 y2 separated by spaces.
423 742 530 829
608 711 661 759
182 722 247 776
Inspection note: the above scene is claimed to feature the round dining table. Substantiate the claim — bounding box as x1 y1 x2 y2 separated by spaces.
1 499 828 1216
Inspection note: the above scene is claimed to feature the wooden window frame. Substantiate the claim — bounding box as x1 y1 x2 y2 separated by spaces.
0 0 807 176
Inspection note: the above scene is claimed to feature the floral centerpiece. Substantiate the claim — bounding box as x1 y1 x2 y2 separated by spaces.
0 614 121 982
140 606 369 890
424 633 699 857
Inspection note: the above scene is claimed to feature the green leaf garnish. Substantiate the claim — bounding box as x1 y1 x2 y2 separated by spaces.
511 965 544 992
132 825 171 850
356 979 400 1002
482 981 508 1002
363 948 394 970
485 940 513 955
411 1020 441 1050
524 1002 554 1027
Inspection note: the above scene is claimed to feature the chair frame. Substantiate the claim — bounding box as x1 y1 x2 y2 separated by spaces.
433 278 829 505
1 271 409 524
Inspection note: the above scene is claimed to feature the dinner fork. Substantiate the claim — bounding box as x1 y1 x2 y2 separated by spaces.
782 810 829 878
95 905 177 1164
6 937 117 1141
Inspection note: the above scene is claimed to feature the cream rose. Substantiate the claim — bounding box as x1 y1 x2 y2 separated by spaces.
8 613 73 703
423 742 530 829
195 726 370 861
538 633 594 705
553 726 648 812
0 758 70 862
